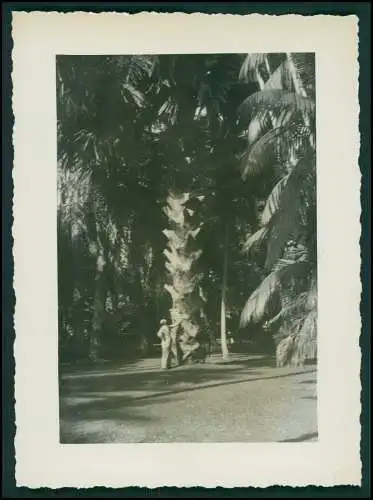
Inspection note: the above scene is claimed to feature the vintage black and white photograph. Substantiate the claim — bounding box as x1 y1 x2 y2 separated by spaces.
12 11 362 488
57 52 318 444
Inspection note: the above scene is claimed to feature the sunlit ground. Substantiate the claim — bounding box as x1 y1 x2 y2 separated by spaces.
59 353 317 443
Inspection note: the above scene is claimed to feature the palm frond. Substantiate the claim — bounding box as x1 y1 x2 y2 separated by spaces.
240 250 310 327
241 120 311 178
247 109 270 145
276 107 295 127
242 226 268 253
276 260 311 285
262 55 315 95
262 60 293 91
265 204 303 271
238 90 315 123
260 174 290 225
115 55 155 85
265 289 309 329
264 164 310 270
259 159 314 259
290 53 315 95
58 165 93 243
248 124 285 160
238 54 267 82
121 82 145 107
241 155 269 179
240 270 281 327
273 249 309 275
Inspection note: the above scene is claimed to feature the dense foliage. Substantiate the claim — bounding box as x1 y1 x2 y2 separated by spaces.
57 53 317 366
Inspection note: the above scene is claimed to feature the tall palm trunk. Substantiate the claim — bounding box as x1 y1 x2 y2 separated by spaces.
163 191 203 359
220 225 230 360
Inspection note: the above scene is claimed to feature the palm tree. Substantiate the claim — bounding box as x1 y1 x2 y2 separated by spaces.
57 54 227 361
185 54 253 359
57 55 162 360
219 224 230 359
238 53 317 367
58 158 135 360
57 52 318 367
149 55 216 356
162 190 205 360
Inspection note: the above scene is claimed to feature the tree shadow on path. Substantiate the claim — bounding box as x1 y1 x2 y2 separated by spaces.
61 368 316 419
60 355 317 444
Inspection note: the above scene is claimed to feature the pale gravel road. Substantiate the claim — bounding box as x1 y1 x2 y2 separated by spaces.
59 354 317 443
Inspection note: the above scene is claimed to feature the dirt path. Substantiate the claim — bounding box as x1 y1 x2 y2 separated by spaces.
59 354 317 443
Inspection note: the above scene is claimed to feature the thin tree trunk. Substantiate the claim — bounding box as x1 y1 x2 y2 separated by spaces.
89 239 107 362
220 225 229 360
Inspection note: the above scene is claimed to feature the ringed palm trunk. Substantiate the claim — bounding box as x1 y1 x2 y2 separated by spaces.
163 191 203 361
220 225 230 360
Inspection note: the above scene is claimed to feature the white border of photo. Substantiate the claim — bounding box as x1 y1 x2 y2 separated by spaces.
12 12 361 488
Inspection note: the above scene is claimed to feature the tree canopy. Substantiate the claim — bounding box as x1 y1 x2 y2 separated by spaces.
57 53 317 367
